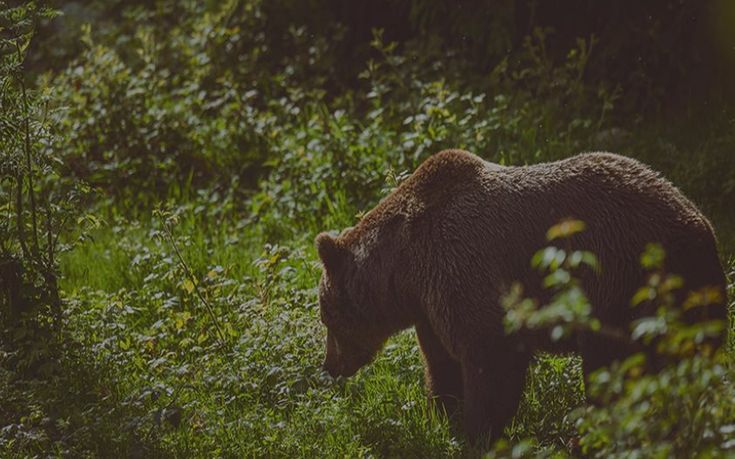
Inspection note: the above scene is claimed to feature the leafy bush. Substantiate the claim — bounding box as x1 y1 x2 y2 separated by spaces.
0 5 163 456
0 2 92 331
251 30 609 238
50 23 274 202
504 220 734 457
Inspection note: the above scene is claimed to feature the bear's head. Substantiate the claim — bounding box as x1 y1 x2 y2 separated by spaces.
316 231 390 378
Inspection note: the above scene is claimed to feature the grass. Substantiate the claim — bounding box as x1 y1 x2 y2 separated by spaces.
55 203 597 457
59 212 441 456
50 131 735 456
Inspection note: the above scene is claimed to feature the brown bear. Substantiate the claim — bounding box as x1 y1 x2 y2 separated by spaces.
315 149 728 442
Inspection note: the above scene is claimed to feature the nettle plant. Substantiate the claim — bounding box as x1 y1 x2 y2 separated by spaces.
503 219 734 456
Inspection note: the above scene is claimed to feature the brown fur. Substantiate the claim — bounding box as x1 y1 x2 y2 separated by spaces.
316 149 728 442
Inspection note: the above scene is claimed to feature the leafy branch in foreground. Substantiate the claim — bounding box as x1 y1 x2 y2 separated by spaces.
504 219 724 359
502 219 608 343
502 219 733 457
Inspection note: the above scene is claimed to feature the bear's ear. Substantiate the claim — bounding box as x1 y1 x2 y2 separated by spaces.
315 232 349 273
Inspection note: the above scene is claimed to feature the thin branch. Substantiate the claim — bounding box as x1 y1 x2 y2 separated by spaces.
16 42 40 257
585 323 633 346
15 173 30 260
51 210 73 253
44 200 54 269
160 216 228 348
44 201 61 324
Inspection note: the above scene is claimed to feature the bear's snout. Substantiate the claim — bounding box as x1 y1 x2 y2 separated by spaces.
323 360 359 378
323 354 360 378
323 331 348 378
323 328 369 378
322 357 341 378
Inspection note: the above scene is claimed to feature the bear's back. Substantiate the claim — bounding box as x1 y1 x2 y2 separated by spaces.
505 152 711 237
398 150 723 327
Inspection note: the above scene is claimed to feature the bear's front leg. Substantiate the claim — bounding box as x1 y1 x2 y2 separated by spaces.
461 350 531 444
415 321 463 419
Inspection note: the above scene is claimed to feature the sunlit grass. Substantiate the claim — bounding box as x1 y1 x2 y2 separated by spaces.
55 211 595 457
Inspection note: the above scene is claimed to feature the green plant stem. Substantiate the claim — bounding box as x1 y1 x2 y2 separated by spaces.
14 173 30 259
16 42 40 257
161 218 228 348
44 201 61 320
45 201 54 266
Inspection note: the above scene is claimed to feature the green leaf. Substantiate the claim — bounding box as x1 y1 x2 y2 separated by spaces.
640 243 665 270
182 278 195 294
631 317 667 341
631 286 655 307
543 269 571 288
546 218 586 241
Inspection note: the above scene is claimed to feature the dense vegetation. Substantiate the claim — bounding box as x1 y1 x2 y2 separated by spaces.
1 1 734 456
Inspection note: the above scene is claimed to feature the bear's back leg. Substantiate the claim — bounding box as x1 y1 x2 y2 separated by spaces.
578 330 636 380
668 235 728 322
666 234 729 352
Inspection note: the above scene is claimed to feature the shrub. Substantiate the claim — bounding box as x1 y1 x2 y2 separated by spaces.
0 2 83 329
503 220 734 456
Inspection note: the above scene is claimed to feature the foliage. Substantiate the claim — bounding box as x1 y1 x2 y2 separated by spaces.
57 211 460 456
1 0 734 456
504 219 601 342
574 355 735 458
37 0 735 218
48 16 273 202
0 4 153 456
504 220 735 457
1 1 66 327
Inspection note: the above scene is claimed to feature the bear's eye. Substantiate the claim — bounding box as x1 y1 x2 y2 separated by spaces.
319 291 350 326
